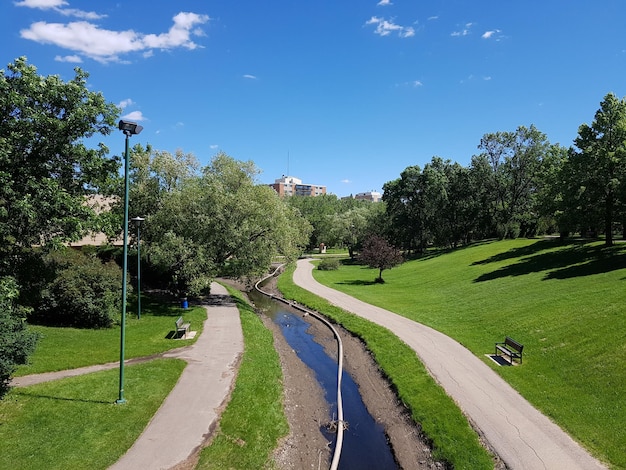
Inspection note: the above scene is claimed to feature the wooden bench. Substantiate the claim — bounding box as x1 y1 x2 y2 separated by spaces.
175 316 191 339
495 336 524 364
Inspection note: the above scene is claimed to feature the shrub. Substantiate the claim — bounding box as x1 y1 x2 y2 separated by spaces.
317 258 340 271
33 249 128 329
0 277 38 398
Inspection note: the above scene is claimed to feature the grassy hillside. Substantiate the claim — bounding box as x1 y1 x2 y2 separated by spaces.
312 238 625 469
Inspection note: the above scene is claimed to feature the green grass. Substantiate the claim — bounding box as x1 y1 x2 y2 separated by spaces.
277 265 494 470
196 286 288 469
309 238 625 469
0 358 186 470
17 295 206 375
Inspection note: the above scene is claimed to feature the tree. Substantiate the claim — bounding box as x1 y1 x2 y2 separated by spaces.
0 57 119 274
144 153 311 295
0 277 38 399
565 93 626 245
359 235 403 283
476 125 551 238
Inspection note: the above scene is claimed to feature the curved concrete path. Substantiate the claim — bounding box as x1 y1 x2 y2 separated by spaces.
293 259 607 470
110 282 243 470
13 282 243 470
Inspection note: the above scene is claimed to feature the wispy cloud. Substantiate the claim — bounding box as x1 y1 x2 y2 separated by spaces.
15 0 106 20
365 16 415 38
341 179 351 184
482 29 503 40
54 54 81 62
377 0 393 6
121 110 146 122
118 98 134 110
243 74 257 79
20 11 210 63
451 22 473 37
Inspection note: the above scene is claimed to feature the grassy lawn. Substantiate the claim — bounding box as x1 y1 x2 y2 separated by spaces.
0 358 186 470
17 295 206 375
196 286 288 469
278 266 494 469
309 238 625 469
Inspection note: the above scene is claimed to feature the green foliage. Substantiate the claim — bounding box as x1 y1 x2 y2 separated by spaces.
0 277 38 398
0 359 185 469
197 286 288 469
0 57 120 275
310 239 625 468
317 258 340 270
136 152 311 296
359 235 403 282
30 249 127 329
561 92 626 246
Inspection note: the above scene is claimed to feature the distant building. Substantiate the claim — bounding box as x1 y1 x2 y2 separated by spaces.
269 176 326 197
354 191 382 202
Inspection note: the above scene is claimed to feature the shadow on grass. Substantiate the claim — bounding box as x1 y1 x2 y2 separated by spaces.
336 279 378 286
474 240 626 282
14 389 111 404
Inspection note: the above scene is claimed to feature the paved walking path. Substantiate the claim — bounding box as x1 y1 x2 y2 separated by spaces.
293 259 607 470
13 282 244 470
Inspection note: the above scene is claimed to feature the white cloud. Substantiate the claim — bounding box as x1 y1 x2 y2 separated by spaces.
377 0 393 6
482 29 501 39
365 16 414 38
210 144 219 149
412 80 423 87
243 74 257 79
20 12 210 63
121 110 145 122
451 22 473 37
341 179 351 184
54 54 81 62
15 0 105 19
118 99 134 110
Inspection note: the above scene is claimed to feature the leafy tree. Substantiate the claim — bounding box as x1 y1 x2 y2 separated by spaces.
564 93 626 245
0 277 38 398
145 153 311 295
359 235 403 283
286 194 342 249
0 57 120 274
476 125 551 238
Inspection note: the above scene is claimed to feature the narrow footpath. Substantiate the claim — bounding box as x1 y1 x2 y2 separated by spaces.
13 282 244 470
293 259 607 470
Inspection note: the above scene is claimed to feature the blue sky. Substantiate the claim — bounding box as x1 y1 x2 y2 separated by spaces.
3 1 626 197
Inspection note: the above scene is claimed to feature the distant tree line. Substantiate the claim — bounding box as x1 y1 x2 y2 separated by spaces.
382 93 626 251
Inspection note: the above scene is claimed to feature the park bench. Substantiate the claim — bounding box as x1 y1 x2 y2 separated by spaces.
495 336 524 365
175 316 191 339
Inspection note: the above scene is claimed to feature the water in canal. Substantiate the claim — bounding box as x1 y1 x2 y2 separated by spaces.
249 290 397 469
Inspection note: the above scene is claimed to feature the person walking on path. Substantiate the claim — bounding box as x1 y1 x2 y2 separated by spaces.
293 259 607 470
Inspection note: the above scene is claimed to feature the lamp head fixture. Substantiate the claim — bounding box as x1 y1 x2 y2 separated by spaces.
118 120 143 136
130 216 145 227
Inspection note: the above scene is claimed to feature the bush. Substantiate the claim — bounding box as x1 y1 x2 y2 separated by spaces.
32 249 128 329
0 277 38 398
317 258 340 271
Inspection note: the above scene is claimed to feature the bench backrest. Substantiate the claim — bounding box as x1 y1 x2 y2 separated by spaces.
505 336 523 353
176 316 184 327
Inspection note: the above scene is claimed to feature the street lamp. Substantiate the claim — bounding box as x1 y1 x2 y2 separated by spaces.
131 217 145 320
117 120 143 404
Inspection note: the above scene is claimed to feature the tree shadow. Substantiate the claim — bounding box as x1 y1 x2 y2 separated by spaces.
337 279 378 286
472 238 566 266
474 241 626 282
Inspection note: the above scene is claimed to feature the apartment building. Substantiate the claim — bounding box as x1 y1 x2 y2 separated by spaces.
269 176 326 197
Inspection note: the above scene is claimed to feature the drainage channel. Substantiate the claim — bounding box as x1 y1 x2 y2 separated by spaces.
249 286 398 469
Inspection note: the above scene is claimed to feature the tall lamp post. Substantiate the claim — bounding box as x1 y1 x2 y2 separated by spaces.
117 120 143 404
131 217 145 320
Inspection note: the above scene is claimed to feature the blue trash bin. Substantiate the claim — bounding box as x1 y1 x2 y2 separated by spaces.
181 297 188 309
